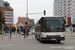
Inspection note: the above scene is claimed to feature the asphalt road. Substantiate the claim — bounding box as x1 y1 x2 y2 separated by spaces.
0 34 75 50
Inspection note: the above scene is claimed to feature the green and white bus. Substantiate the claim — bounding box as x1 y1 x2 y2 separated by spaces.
35 16 65 42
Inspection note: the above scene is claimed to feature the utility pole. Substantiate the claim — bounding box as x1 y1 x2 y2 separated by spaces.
26 0 28 24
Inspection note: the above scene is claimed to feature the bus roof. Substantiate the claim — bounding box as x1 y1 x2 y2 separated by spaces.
41 16 63 18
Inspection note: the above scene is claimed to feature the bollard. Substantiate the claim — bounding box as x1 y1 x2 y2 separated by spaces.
2 24 3 40
19 27 20 39
10 25 11 39
71 24 73 38
16 31 17 39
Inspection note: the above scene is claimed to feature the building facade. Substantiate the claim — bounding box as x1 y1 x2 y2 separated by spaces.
18 16 29 26
29 19 34 28
53 0 75 26
0 0 13 26
18 16 34 27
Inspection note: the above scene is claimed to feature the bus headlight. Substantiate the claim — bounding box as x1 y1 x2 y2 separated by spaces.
61 32 65 37
41 33 46 37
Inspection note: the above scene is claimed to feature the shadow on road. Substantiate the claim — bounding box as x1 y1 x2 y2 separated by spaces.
41 41 64 44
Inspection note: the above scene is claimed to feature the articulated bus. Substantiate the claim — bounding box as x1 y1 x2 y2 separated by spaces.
35 16 66 43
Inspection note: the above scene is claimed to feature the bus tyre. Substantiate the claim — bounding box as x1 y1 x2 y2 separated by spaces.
35 36 36 38
57 40 60 43
39 37 43 42
35 34 36 38
36 36 39 40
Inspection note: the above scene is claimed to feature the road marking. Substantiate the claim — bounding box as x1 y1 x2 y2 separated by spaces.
26 36 32 39
25 35 36 39
32 35 36 39
0 44 12 47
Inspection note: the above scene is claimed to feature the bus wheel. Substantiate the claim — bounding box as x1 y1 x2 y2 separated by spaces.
57 40 60 43
39 37 43 42
36 36 39 40
35 34 37 38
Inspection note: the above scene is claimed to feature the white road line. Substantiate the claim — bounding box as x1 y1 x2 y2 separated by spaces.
29 36 32 39
0 44 12 47
32 35 36 39
26 36 32 39
25 35 36 39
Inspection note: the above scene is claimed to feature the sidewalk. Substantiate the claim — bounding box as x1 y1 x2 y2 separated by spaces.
65 31 75 39
0 32 25 41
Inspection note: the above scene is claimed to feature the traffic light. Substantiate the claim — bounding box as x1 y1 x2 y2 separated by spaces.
0 25 2 27
44 10 46 15
25 22 27 24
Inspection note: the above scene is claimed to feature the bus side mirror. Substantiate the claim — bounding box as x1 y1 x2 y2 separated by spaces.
64 21 66 24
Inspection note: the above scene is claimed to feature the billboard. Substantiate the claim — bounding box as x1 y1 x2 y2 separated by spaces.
71 17 75 24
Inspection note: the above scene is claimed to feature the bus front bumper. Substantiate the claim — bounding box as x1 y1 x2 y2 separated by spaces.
40 37 65 41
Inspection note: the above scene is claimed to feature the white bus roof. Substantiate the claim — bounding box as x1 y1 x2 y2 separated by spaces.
41 16 63 18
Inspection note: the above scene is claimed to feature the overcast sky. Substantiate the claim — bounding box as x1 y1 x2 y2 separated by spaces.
4 0 54 24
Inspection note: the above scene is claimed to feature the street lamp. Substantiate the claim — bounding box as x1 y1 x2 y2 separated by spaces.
26 0 28 25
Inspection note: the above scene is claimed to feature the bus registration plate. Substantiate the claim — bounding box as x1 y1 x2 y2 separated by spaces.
51 39 56 40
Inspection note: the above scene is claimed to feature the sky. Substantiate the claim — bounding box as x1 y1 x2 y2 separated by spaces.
4 0 54 24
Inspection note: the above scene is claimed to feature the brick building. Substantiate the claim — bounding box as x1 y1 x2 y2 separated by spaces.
18 16 34 27
29 19 34 27
18 16 29 26
0 0 13 26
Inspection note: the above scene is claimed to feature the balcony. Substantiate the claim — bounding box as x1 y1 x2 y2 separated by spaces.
5 14 13 15
5 11 13 13
5 16 13 18
5 22 13 24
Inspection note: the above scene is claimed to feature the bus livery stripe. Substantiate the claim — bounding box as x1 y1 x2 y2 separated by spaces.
46 35 61 37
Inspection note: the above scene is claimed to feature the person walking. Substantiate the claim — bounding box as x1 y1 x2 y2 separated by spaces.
17 27 19 33
25 22 29 37
13 27 16 33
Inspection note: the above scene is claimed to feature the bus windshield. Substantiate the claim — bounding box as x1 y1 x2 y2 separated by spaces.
41 17 64 32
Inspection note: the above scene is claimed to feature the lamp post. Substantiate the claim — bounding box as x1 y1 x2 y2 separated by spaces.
24 0 28 38
26 0 28 25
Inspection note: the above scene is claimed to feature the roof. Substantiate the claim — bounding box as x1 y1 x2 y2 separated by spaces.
0 0 13 10
0 0 5 7
41 16 63 18
18 16 29 19
4 1 9 4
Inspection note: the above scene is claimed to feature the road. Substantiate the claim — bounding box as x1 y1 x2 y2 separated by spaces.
0 34 75 50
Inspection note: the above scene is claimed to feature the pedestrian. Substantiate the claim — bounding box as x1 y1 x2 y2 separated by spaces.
25 23 28 37
13 27 16 33
17 27 19 33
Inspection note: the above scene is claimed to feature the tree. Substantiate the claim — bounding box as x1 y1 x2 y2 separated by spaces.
16 22 18 25
0 9 5 27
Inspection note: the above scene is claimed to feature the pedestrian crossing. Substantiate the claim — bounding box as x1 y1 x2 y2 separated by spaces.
25 34 36 39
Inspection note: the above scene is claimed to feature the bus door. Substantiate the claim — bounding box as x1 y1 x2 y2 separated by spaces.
36 25 41 39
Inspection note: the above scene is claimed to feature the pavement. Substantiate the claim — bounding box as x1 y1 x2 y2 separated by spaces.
65 31 75 39
0 34 75 50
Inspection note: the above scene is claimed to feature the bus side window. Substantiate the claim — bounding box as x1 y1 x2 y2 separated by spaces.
36 26 40 32
35 27 37 32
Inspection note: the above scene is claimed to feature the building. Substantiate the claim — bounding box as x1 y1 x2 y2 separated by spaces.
69 0 75 27
18 16 34 27
53 0 75 26
18 16 29 26
0 0 13 26
29 19 34 28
